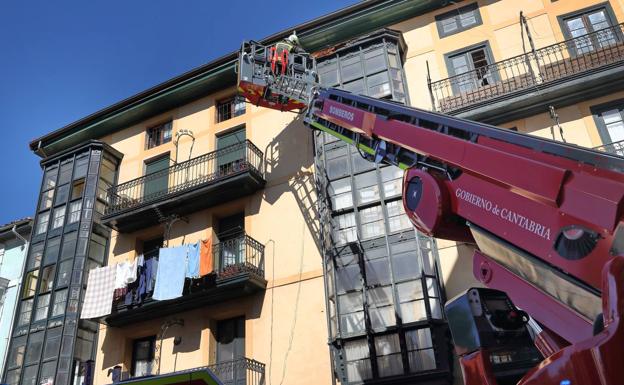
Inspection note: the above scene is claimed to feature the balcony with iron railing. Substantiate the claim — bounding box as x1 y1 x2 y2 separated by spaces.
594 139 624 157
102 140 265 232
104 233 266 327
429 23 624 116
114 358 265 385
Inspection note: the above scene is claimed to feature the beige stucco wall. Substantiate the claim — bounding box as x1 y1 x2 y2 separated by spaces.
94 88 331 385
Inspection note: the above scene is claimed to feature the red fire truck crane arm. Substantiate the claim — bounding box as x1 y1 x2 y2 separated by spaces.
236 41 624 385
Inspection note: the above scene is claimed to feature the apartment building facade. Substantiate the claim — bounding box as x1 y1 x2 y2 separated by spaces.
0 218 32 375
4 1 624 385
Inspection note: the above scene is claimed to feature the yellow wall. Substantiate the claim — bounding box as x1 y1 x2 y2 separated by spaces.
94 89 331 385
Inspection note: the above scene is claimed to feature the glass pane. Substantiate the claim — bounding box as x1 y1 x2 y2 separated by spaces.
22 365 38 385
335 264 362 293
43 328 62 360
52 289 68 317
40 265 55 293
364 49 386 74
369 305 396 328
406 328 433 350
351 149 374 174
365 257 391 286
346 360 372 382
6 368 21 385
68 200 82 224
341 55 363 82
601 109 624 142
22 271 38 298
35 293 50 321
74 155 89 179
61 233 77 260
58 162 73 185
409 348 436 371
375 333 401 354
343 78 365 95
18 299 33 325
441 17 458 33
55 185 69 206
368 286 393 307
326 146 349 180
7 336 26 368
344 339 369 360
459 9 477 27
57 260 72 287
39 361 57 385
400 299 428 323
40 190 54 211
391 246 421 282
340 311 365 334
338 292 363 313
44 237 61 265
36 212 50 235
329 178 353 210
354 172 379 204
27 243 44 270
381 166 402 198
25 332 44 364
397 280 424 302
52 205 66 229
43 168 58 191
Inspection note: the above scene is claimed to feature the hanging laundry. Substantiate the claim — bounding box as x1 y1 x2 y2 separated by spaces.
138 257 158 300
124 258 138 285
81 265 116 319
200 239 214 276
153 246 186 300
186 241 200 278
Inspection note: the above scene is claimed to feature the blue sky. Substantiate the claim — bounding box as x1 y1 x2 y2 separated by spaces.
0 0 357 225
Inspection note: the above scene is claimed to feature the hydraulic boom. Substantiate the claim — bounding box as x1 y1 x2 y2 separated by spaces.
237 40 624 385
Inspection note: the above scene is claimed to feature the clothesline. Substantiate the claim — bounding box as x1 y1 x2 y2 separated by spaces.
80 239 213 319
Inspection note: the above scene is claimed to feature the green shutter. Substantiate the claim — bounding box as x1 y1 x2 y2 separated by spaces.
144 156 169 198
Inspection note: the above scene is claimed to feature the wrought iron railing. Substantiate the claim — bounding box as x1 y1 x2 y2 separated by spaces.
115 358 265 385
429 23 624 112
207 358 266 385
105 140 263 216
594 140 624 157
213 233 265 279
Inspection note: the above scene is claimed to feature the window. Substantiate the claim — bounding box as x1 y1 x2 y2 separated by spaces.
88 233 107 264
446 43 495 94
217 97 246 122
52 205 66 229
333 212 357 245
386 200 412 233
354 172 380 205
40 265 56 293
397 280 427 323
27 243 44 271
58 161 73 185
25 331 44 365
40 190 54 211
360 205 385 239
344 339 372 382
61 231 78 260
5 368 21 385
36 211 50 235
18 299 33 325
375 334 403 377
56 260 72 287
216 127 246 174
381 167 402 199
22 365 38 385
54 287 69 315
592 101 624 151
55 184 70 206
435 3 482 37
329 177 353 211
74 154 89 179
68 200 82 224
75 329 95 361
34 293 51 321
146 121 172 149
22 271 38 299
43 327 62 360
44 237 61 265
406 328 436 371
100 157 117 183
43 167 58 191
39 361 57 385
132 337 156 377
71 179 85 200
7 336 27 369
561 5 618 55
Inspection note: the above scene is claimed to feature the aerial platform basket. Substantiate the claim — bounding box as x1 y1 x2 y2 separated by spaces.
236 40 318 112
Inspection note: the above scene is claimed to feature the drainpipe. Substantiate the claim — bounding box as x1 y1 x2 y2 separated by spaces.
0 225 30 376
